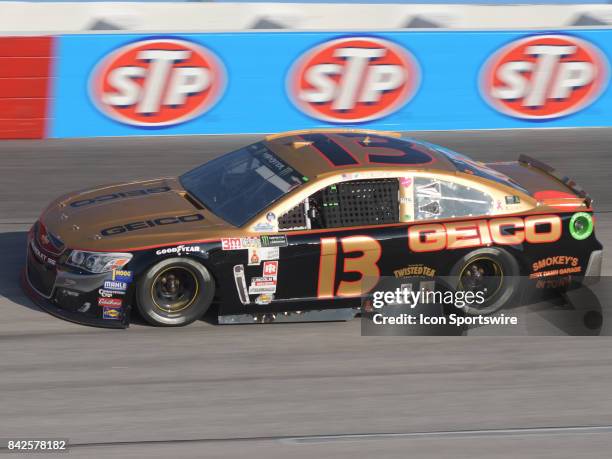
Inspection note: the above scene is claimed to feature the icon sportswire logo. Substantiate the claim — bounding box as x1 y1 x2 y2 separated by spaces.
90 38 226 127
480 34 609 120
287 37 420 123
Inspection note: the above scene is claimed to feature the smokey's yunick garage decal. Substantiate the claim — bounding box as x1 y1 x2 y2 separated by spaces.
316 214 562 299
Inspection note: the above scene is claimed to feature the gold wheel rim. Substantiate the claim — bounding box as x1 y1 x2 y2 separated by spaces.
458 256 504 301
151 266 199 314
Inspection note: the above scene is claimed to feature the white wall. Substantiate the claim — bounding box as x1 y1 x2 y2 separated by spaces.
0 2 611 33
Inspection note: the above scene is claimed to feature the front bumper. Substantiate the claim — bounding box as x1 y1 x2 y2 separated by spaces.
22 237 131 329
21 270 129 329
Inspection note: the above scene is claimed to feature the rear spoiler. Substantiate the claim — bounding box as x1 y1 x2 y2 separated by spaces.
518 154 592 208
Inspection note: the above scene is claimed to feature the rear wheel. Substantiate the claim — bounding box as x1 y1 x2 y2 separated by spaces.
136 258 214 326
450 247 520 315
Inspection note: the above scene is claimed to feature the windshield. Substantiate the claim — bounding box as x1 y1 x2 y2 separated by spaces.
180 142 306 227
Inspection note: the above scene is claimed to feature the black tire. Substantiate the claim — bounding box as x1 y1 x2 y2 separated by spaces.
450 247 520 316
136 257 215 327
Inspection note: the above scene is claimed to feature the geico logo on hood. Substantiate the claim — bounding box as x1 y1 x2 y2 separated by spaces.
100 213 204 237
70 186 171 208
481 34 609 119
156 245 202 256
288 37 420 123
90 38 226 127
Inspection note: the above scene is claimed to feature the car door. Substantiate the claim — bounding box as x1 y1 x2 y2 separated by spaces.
253 175 406 312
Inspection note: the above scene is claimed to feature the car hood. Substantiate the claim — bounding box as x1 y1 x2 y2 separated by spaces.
39 177 232 252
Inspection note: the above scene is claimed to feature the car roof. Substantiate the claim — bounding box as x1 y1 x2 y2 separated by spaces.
263 129 456 179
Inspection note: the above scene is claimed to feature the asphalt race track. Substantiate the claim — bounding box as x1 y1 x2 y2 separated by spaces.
1 128 612 458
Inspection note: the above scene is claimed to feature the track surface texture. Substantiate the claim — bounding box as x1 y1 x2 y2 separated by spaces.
1 128 612 458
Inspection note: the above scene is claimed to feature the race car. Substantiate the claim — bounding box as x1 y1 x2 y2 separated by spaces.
22 129 602 328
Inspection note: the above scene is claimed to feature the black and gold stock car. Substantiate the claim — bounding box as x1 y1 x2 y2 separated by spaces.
22 129 602 328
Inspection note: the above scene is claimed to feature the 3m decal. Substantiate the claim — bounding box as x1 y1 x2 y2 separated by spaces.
481 34 609 120
221 237 260 251
408 215 562 252
317 235 382 298
288 36 420 123
90 38 226 127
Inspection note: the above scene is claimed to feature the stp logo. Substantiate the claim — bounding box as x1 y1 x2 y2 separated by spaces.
288 37 420 123
90 38 226 127
481 35 608 119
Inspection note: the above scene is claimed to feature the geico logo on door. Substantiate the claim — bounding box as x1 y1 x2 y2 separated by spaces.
288 37 420 123
408 215 563 252
481 35 608 119
90 38 226 127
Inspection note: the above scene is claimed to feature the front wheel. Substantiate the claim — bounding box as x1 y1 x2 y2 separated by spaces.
450 247 520 316
136 258 215 326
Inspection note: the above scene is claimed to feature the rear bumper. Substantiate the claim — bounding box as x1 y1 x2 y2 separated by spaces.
21 269 129 329
584 249 603 284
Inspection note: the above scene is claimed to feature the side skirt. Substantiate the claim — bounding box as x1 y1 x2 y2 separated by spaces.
218 308 359 324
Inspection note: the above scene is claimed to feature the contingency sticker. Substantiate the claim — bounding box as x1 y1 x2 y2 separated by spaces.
262 261 278 278
260 235 288 248
233 264 250 305
102 305 122 320
248 247 280 266
255 293 274 305
112 269 133 282
222 237 260 251
248 276 277 294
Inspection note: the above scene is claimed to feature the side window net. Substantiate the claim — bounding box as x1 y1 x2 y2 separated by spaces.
318 179 399 228
414 177 493 220
278 199 308 230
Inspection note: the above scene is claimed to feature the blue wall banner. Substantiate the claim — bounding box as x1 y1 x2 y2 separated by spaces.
51 29 612 138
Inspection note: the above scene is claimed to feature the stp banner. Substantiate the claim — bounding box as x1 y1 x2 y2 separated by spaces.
51 29 612 137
